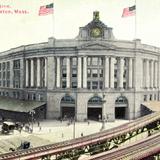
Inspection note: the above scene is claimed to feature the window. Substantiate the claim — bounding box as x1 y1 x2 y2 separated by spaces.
99 81 103 89
99 69 103 77
62 81 66 88
150 94 152 101
72 57 77 66
7 62 10 70
2 62 5 70
72 82 77 88
114 82 117 89
144 95 147 101
87 57 91 65
92 81 98 89
88 96 102 104
115 96 128 104
72 69 77 77
61 96 75 103
114 70 117 78
13 60 20 69
87 81 91 89
87 69 91 78
62 58 66 66
123 70 127 78
92 57 98 65
123 82 126 89
62 69 66 78
92 69 98 77
99 57 103 65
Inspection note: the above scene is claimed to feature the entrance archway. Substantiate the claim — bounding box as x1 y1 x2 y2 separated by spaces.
115 96 128 119
88 96 102 120
60 95 75 119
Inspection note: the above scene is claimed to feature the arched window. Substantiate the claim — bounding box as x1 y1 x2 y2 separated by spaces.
88 96 102 104
61 96 75 104
115 96 128 104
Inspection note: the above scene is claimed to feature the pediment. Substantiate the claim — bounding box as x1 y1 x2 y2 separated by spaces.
77 42 116 50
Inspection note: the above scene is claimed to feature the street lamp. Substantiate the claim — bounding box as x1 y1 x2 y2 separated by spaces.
73 117 75 139
29 110 35 133
101 94 106 131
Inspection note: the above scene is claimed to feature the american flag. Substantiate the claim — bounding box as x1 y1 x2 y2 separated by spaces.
39 3 54 16
122 5 136 17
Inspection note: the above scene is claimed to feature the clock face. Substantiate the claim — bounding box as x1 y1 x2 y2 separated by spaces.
91 28 102 37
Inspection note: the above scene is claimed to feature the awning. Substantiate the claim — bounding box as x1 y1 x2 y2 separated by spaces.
141 101 160 112
0 97 46 113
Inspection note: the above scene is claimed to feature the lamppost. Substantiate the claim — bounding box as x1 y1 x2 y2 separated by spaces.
29 110 35 133
73 117 75 139
101 94 106 131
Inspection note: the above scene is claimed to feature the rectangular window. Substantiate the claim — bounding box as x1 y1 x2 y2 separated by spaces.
99 69 103 77
7 62 10 70
144 95 147 101
62 81 66 88
62 69 66 78
72 57 77 66
87 81 91 89
87 57 91 65
62 58 66 66
92 69 98 77
72 69 77 77
2 62 5 70
123 82 126 89
123 70 127 78
87 69 91 78
114 70 117 78
13 60 20 69
99 81 103 89
92 57 98 65
72 82 77 88
114 82 117 89
99 57 103 65
92 81 98 89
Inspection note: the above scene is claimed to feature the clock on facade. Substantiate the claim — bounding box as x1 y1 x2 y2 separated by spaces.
91 27 102 38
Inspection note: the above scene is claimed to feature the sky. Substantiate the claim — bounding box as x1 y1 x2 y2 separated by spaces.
0 0 160 52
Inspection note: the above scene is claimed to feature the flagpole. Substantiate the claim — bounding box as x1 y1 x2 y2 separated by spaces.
134 0 137 39
52 2 55 41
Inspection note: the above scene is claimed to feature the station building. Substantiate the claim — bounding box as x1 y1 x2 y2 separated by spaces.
0 11 159 121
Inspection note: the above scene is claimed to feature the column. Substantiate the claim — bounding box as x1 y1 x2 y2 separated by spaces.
110 57 115 88
47 56 55 89
154 61 158 88
77 57 82 88
119 57 124 88
30 59 34 87
150 60 154 88
45 58 47 87
145 59 149 88
56 57 60 88
104 56 109 88
83 56 87 88
66 57 70 88
128 58 133 88
37 58 40 87
25 59 29 87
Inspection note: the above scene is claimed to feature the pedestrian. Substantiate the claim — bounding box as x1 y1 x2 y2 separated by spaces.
81 133 83 137
39 126 41 131
62 133 64 138
88 121 90 125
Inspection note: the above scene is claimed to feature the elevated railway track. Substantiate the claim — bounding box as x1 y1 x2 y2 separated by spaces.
86 131 160 160
0 111 160 159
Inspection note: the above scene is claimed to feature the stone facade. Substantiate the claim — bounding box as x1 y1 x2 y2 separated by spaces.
0 11 159 121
